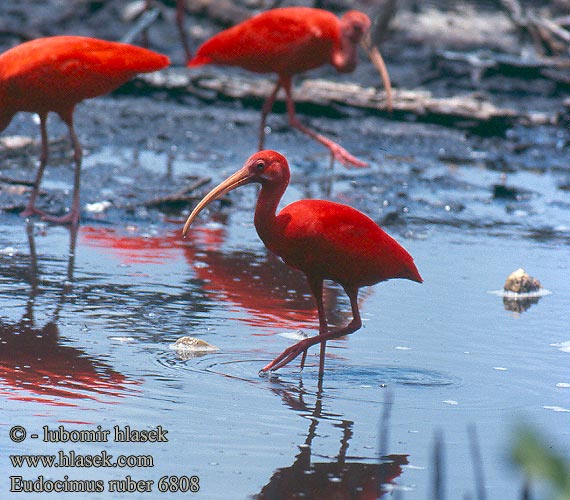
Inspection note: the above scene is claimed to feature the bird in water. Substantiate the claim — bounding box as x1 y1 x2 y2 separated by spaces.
187 7 393 168
0 36 170 225
183 151 422 374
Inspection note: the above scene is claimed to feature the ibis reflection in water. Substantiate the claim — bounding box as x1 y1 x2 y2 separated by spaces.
255 383 407 499
0 223 137 406
80 225 354 334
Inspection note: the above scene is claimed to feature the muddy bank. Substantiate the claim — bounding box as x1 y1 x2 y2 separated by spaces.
0 0 568 233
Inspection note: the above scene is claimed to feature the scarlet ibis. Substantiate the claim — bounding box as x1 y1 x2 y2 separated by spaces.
187 7 393 168
0 36 170 225
182 151 422 373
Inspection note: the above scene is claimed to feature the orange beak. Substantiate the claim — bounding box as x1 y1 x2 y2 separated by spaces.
182 167 252 238
361 34 393 113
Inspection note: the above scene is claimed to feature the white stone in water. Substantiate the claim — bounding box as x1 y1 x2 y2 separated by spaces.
551 341 570 353
170 336 219 352
122 0 147 22
278 330 309 340
85 200 113 213
0 135 33 149
543 406 570 413
504 268 541 294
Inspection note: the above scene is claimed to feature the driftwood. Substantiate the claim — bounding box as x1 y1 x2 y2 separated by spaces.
498 0 570 56
435 49 570 88
136 68 555 134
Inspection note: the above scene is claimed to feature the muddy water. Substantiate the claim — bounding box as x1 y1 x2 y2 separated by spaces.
1 113 569 499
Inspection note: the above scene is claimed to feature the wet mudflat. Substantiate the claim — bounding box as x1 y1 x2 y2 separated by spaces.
1 1 569 498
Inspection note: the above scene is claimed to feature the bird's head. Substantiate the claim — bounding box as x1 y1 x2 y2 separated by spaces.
340 11 371 45
336 10 393 112
182 150 290 238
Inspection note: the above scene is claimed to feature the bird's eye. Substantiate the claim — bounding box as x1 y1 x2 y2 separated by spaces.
255 161 265 171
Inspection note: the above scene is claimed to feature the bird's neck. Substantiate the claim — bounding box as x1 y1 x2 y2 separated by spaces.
254 181 287 250
331 35 359 73
0 85 15 133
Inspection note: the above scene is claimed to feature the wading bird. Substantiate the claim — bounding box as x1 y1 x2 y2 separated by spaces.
187 7 393 168
182 151 422 374
0 36 170 225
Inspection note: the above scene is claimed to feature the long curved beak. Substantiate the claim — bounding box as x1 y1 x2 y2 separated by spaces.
361 34 393 113
182 167 252 238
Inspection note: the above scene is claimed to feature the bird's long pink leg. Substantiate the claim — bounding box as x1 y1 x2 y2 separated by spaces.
281 78 368 169
258 80 282 150
176 0 192 61
261 284 363 374
40 114 82 226
301 276 327 372
21 113 49 219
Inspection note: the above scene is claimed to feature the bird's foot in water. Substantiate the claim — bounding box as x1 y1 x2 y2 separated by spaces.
261 336 323 373
329 143 368 169
20 205 48 219
22 206 80 226
40 210 80 226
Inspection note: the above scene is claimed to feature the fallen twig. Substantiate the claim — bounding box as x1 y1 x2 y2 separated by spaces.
0 176 34 187
120 6 161 45
143 176 211 208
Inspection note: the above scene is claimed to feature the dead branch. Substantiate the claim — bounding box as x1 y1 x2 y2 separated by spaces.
136 68 555 134
436 49 570 87
498 0 570 56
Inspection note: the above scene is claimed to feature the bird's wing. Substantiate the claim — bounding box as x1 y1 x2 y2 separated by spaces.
51 37 168 76
276 200 381 264
275 199 419 285
193 8 339 74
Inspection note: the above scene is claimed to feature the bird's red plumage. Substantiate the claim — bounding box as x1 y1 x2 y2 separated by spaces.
265 199 422 288
188 7 341 76
0 36 169 122
0 36 169 225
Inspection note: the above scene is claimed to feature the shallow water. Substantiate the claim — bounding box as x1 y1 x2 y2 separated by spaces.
1 131 568 498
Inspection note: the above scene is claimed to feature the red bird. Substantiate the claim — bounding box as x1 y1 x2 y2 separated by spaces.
0 36 170 225
182 151 422 374
187 7 393 168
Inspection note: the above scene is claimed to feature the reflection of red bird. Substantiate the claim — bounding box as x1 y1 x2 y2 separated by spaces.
188 7 392 168
0 36 169 225
0 224 137 407
79 226 348 333
183 151 422 374
0 322 136 406
80 226 183 266
256 451 407 500
185 245 350 333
